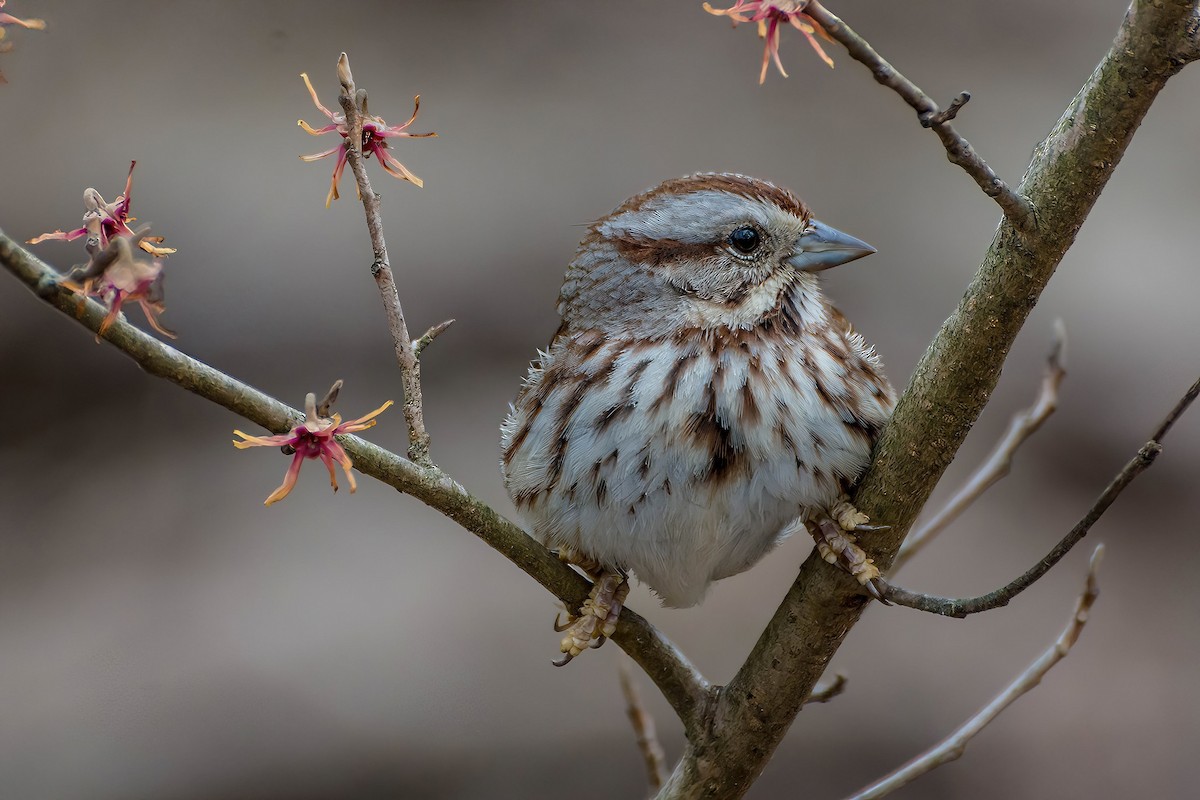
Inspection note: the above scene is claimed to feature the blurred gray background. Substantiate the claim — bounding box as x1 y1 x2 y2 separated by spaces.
2 1 1198 797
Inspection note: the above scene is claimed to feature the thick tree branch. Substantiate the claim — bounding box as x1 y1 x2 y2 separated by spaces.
847 546 1104 800
0 229 711 735
805 1 1035 232
334 53 432 465
884 375 1197 616
894 322 1067 572
661 2 1199 796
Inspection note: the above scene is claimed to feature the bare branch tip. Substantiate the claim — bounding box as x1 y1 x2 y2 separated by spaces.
805 672 848 705
414 318 456 357
337 52 353 92
1050 319 1068 374
1086 544 1105 590
317 379 343 417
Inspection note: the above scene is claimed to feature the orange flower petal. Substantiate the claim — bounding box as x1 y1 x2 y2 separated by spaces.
264 451 306 506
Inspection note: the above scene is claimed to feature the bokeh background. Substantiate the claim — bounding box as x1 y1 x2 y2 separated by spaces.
2 1 1199 797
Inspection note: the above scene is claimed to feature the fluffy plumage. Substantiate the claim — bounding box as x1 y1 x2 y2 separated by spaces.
501 173 894 607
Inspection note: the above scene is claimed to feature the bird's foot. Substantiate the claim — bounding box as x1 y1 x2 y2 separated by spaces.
550 550 629 666
810 502 890 604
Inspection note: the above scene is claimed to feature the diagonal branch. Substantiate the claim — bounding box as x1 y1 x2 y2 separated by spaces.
659 2 1200 796
0 228 711 736
884 375 1198 617
847 546 1105 800
334 53 432 465
805 1 1036 232
894 322 1067 572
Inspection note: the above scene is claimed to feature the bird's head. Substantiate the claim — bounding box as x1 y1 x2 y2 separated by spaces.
560 173 875 335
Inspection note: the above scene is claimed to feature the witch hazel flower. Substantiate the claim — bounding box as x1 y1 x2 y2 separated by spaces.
704 1 835 84
60 228 175 339
29 161 176 257
233 381 393 506
298 72 436 207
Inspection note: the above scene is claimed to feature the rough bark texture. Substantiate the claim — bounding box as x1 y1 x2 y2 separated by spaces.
660 1 1199 796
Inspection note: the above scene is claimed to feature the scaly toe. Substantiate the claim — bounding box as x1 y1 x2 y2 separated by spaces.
808 513 887 601
550 568 627 666
831 499 871 531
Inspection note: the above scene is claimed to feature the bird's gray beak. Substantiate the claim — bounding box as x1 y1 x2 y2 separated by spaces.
785 219 877 273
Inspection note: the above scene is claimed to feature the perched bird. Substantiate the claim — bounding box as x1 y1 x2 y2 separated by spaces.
501 173 895 664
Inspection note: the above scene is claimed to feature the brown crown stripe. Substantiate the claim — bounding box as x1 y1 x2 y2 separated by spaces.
607 173 811 222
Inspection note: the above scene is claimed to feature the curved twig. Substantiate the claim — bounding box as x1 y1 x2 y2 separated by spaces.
805 1 1035 232
884 375 1198 617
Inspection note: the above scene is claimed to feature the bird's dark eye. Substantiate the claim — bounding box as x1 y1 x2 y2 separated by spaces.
728 226 761 254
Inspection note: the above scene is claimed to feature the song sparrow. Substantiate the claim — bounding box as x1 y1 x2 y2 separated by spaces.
501 173 895 664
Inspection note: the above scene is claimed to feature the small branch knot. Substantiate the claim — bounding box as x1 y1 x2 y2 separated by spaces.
921 92 972 127
35 273 60 299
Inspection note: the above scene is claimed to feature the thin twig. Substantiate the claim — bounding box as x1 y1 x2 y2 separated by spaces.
0 228 711 735
805 1 1036 233
847 545 1105 800
334 52 432 464
619 658 670 794
413 318 455 358
804 673 847 705
883 375 1199 617
895 322 1067 572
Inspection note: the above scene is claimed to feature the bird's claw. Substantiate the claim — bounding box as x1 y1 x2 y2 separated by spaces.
865 576 892 605
810 501 889 601
551 568 628 667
